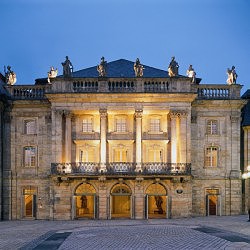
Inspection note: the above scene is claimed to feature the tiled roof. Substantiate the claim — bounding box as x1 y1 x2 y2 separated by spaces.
72 59 170 78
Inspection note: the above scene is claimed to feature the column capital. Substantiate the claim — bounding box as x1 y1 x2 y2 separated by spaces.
99 108 107 118
134 109 143 119
169 110 187 119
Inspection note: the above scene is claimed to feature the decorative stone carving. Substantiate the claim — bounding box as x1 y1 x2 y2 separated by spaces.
134 109 143 119
186 64 196 83
61 56 73 77
133 58 144 77
97 57 107 77
47 66 58 83
227 66 237 85
4 65 16 85
169 110 187 119
99 108 107 118
168 56 179 77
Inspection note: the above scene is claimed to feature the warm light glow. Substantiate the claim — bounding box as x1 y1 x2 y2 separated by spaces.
242 173 248 179
247 165 250 172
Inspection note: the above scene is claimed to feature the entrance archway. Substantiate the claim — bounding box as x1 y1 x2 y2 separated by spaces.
74 183 96 219
145 183 168 219
110 184 132 219
206 189 221 216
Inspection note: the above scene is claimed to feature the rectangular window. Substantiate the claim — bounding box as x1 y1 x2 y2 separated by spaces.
205 147 218 167
116 118 126 133
24 120 37 134
114 149 127 162
82 118 93 132
79 149 95 162
24 146 36 167
206 120 218 135
150 118 160 132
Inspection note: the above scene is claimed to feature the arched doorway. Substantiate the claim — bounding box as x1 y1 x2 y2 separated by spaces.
145 183 168 219
74 183 97 219
110 184 132 219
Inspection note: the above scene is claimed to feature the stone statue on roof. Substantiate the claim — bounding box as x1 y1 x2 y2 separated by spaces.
134 58 144 77
61 56 73 77
226 66 237 85
168 56 179 77
4 65 16 85
97 57 107 77
186 65 196 84
47 66 58 83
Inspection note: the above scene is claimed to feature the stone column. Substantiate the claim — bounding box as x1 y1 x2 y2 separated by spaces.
51 109 63 163
100 109 107 172
179 112 187 163
170 111 178 163
65 111 72 163
135 109 143 171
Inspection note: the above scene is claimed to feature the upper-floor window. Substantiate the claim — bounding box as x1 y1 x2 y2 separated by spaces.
115 117 127 133
205 146 218 167
149 117 161 133
24 146 36 167
82 117 93 133
114 148 128 162
79 148 95 162
24 119 37 135
206 120 218 135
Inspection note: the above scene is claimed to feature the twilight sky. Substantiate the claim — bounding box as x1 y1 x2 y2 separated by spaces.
1 0 250 94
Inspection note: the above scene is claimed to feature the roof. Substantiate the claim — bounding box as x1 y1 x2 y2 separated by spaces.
72 59 170 78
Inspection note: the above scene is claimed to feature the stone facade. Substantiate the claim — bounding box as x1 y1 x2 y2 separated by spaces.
0 59 246 220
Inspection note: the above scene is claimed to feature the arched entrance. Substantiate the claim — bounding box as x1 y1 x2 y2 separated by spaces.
73 183 97 219
145 183 168 219
110 184 132 219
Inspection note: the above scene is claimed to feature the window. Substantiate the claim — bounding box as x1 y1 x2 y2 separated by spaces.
24 146 36 167
116 117 126 133
206 120 218 135
149 118 161 133
79 149 95 162
114 149 128 162
148 149 163 162
205 146 218 167
24 120 36 134
82 118 93 132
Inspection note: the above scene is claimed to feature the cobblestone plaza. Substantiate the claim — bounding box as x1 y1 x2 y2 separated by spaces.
0 216 249 249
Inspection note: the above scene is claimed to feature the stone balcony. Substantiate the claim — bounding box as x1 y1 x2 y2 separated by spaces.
51 162 191 176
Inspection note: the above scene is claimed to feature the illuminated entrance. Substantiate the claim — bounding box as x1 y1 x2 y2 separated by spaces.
23 188 36 218
110 184 131 219
206 189 221 216
74 183 96 219
145 183 168 219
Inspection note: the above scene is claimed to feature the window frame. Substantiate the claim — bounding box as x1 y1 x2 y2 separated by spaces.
114 115 127 133
23 146 37 167
206 119 219 135
148 115 162 134
24 119 37 135
82 116 94 133
205 146 219 167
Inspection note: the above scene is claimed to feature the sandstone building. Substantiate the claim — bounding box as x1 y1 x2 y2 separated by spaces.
0 58 246 220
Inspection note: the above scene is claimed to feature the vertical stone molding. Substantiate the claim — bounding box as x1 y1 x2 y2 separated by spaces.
64 111 72 163
169 110 187 163
100 109 107 171
52 109 63 163
134 109 143 171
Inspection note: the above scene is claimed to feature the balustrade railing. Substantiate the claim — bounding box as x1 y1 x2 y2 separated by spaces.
73 81 98 92
197 85 230 99
142 163 191 175
106 162 136 174
51 162 99 175
9 85 48 99
51 162 191 175
108 81 135 92
144 81 169 92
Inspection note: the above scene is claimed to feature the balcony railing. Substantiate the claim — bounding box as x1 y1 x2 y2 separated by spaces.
108 81 135 92
106 162 136 174
73 81 98 92
142 163 191 175
51 162 191 176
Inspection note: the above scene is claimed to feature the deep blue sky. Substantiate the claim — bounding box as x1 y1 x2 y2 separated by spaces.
1 0 250 94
